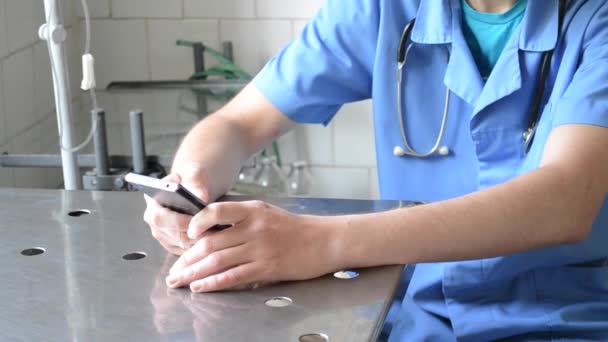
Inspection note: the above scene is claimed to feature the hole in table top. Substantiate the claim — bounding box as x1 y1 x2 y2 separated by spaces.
67 209 91 217
299 333 329 342
122 252 147 261
333 270 359 280
21 247 45 256
264 296 293 308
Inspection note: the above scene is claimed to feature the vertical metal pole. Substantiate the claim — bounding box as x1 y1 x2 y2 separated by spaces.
92 109 109 175
129 110 147 174
42 0 81 190
193 43 205 74
222 41 234 62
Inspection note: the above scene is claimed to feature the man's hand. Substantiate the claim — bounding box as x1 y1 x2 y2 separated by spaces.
143 163 213 255
164 201 340 292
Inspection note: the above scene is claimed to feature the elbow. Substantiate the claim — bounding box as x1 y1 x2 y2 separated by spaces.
552 166 605 245
563 221 593 244
561 203 599 244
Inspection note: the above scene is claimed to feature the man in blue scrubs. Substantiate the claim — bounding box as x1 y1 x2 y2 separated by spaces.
144 0 608 340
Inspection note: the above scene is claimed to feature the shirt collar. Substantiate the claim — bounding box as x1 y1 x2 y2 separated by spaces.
410 0 454 45
410 0 559 52
518 0 559 52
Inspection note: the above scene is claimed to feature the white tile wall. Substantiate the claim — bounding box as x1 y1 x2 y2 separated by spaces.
10 120 41 153
39 112 59 153
0 143 14 187
89 20 149 88
112 0 182 18
369 168 380 200
10 123 47 188
333 100 376 167
292 19 309 38
42 0 79 28
147 19 220 80
184 0 256 19
5 0 39 52
0 64 5 145
309 167 370 199
66 26 84 101
33 42 54 119
62 0 79 27
1 0 380 196
275 124 332 167
0 0 7 58
257 0 324 19
0 0 78 188
86 0 110 18
220 19 292 75
295 124 333 166
2 47 35 137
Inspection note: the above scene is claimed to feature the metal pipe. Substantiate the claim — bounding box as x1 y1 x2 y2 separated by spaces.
193 43 205 74
129 110 147 174
0 154 172 169
42 0 81 189
222 41 234 62
92 109 109 175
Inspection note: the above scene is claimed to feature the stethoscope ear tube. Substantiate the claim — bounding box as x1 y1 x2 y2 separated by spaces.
522 0 566 154
398 19 415 64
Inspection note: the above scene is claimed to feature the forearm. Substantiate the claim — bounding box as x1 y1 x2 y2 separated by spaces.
328 163 602 269
172 83 295 200
173 114 251 200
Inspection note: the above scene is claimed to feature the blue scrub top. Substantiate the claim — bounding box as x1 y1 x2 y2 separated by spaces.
254 0 608 340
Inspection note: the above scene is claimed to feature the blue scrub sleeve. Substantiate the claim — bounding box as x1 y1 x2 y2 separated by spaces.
552 3 608 128
253 0 379 125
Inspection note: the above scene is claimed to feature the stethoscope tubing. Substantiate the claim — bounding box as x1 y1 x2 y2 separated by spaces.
396 46 451 158
395 0 565 158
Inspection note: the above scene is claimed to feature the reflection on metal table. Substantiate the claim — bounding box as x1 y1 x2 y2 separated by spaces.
0 189 408 341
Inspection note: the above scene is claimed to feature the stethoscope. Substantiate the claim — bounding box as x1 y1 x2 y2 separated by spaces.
393 0 566 158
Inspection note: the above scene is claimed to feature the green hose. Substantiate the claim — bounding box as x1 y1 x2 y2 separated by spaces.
176 40 252 80
176 39 283 166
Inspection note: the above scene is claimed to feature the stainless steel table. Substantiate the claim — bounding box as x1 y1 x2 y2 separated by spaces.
0 189 408 341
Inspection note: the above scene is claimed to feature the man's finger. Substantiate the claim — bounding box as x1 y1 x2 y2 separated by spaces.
170 226 250 275
187 201 266 239
144 194 193 231
189 263 261 293
166 244 251 289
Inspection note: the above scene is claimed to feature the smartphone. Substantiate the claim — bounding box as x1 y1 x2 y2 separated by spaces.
125 173 231 230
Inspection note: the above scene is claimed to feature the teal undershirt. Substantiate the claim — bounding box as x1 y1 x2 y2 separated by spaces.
460 0 527 78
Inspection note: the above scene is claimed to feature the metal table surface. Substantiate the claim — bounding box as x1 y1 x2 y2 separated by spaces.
0 189 408 341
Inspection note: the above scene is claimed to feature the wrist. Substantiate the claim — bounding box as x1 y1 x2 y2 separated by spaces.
303 214 352 273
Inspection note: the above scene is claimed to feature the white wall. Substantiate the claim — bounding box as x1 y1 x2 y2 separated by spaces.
0 0 379 199
0 0 82 188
